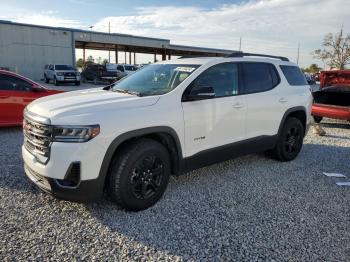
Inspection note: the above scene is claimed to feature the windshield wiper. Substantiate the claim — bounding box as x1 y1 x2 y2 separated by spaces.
114 88 142 97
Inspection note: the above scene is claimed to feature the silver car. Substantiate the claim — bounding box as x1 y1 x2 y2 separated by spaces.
44 64 81 86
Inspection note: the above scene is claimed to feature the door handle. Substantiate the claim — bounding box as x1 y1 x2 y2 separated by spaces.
233 102 243 109
279 98 288 103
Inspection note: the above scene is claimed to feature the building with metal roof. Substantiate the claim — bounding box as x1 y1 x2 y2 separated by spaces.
0 20 235 80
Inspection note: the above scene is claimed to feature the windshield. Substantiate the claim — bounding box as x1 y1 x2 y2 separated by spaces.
112 64 200 96
55 65 74 70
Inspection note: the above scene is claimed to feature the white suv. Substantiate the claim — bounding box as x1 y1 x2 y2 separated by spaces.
23 53 312 211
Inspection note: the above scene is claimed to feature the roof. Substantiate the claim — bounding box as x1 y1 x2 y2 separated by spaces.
157 56 295 66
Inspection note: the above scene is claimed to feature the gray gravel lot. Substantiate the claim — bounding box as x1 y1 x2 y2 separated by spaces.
0 119 349 261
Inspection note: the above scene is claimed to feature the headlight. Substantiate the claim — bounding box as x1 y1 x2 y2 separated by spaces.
56 72 64 76
52 125 100 142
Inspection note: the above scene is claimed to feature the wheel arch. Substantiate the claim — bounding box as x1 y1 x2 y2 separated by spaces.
278 106 307 136
97 126 183 191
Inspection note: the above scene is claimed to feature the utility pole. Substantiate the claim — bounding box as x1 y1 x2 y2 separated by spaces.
296 43 300 65
239 37 242 51
108 21 111 63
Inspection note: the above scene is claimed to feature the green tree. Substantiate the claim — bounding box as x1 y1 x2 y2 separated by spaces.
76 58 84 68
312 28 350 69
307 64 322 73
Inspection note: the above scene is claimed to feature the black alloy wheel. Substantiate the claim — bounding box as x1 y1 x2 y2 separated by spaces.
284 126 301 154
107 138 171 211
270 117 304 161
130 155 164 200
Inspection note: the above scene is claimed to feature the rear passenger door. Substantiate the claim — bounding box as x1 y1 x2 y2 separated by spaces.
240 62 283 138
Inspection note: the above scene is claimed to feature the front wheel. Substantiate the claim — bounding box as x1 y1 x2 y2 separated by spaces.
44 74 49 83
54 77 59 86
107 139 171 211
270 117 304 162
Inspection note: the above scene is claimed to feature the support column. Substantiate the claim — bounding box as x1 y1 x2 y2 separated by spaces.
83 48 86 63
168 54 171 60
125 52 127 63
154 53 157 63
162 49 166 61
129 52 132 64
115 45 118 64
134 52 136 65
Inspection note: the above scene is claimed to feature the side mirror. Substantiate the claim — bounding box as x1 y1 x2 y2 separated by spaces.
186 86 215 101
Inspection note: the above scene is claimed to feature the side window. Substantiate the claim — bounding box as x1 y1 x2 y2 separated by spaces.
0 75 32 91
49 65 54 70
241 62 279 94
117 65 124 72
0 75 14 90
191 63 238 98
280 65 308 86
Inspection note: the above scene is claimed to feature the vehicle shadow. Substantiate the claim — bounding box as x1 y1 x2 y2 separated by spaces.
85 142 350 260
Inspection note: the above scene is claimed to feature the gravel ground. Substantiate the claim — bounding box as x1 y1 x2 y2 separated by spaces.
0 119 349 261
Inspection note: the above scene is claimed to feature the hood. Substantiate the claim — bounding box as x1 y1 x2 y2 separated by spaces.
27 88 159 121
320 70 350 89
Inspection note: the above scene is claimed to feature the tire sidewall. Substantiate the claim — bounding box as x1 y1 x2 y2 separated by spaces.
111 141 171 210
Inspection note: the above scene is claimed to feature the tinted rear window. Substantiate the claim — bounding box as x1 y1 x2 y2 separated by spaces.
241 62 280 94
280 65 307 86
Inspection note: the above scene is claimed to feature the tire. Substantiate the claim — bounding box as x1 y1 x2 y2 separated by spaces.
107 138 171 211
54 77 59 86
75 81 80 86
270 117 304 162
44 74 49 83
313 116 323 123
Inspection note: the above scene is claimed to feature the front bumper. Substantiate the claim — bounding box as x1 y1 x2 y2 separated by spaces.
312 103 350 120
24 163 102 202
56 76 81 82
22 138 106 202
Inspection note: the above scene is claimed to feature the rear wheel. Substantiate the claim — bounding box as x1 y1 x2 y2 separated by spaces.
270 117 304 162
107 139 171 211
313 116 323 123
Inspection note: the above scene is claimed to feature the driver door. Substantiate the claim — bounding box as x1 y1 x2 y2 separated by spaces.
181 62 246 158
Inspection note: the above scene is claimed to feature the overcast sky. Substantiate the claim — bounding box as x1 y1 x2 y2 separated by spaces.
1 0 349 67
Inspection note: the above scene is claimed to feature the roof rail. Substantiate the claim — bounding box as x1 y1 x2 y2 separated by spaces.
226 52 289 62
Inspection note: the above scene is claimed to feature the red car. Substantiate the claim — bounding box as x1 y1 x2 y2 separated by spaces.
0 70 62 127
312 70 350 123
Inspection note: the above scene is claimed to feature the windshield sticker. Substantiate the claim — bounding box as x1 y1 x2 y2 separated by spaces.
174 67 196 73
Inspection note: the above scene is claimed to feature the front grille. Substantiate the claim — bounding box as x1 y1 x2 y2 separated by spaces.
23 117 52 164
64 72 76 77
